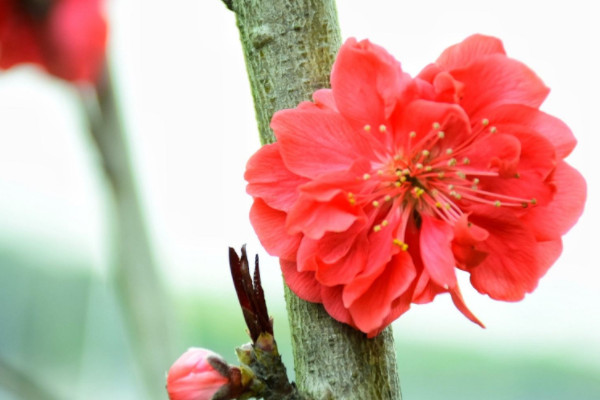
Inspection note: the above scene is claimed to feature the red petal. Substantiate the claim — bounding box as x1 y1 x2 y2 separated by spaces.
349 251 416 334
272 108 377 178
315 233 369 286
536 239 563 277
435 34 506 70
321 285 353 325
245 143 309 211
281 260 322 303
419 215 457 288
451 54 549 116
486 104 577 159
249 199 301 260
312 89 338 111
520 161 586 240
331 38 409 127
286 193 360 239
468 207 540 301
317 221 366 264
449 286 485 328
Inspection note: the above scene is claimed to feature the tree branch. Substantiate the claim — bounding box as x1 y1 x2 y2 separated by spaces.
225 1 402 398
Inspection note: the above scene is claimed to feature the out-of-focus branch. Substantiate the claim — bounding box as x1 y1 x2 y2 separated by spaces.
79 65 173 400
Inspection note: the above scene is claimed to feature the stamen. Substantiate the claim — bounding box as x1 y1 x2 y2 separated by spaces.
409 131 417 138
490 126 497 134
438 131 445 139
482 118 489 126
372 200 380 207
364 124 371 131
379 124 387 132
363 173 371 180
393 239 409 251
432 122 441 130
373 225 382 232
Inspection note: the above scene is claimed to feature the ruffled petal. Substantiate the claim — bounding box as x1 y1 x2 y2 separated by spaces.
435 34 506 70
468 206 540 301
485 104 577 159
272 107 378 178
321 285 353 325
349 250 416 334
419 215 457 288
245 142 309 211
331 38 409 127
450 54 549 116
449 286 485 328
249 199 301 260
281 260 322 303
520 161 586 240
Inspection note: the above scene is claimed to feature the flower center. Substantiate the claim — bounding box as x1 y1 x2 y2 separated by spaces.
350 119 537 243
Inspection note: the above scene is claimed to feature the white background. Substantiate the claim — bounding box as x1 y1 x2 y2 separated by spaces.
0 0 598 371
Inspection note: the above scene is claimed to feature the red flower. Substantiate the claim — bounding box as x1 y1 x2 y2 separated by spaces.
245 35 586 337
0 0 107 83
167 348 230 400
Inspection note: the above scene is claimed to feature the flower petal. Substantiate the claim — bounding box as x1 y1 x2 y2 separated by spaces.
419 215 457 288
468 206 539 301
321 285 353 325
349 251 416 334
331 38 409 127
249 199 301 260
451 54 549 116
435 34 506 70
245 142 309 211
281 260 322 303
520 161 586 240
272 107 377 178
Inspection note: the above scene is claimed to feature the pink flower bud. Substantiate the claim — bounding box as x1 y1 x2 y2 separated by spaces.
167 348 230 400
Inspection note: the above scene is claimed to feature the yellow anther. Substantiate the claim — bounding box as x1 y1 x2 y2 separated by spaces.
394 154 402 161
448 158 457 166
348 192 356 205
393 239 409 251
438 171 445 178
377 170 384 175
373 225 382 232
490 126 497 134
446 148 453 155
473 178 480 184
425 165 433 172
448 184 455 190
395 170 403 177
416 163 424 169
457 171 466 179
372 200 380 208
422 149 430 157
395 181 402 187
399 176 407 182
363 173 371 180
364 124 371 131
482 118 489 126
462 157 470 165
445 203 451 210
514 172 520 178
381 220 389 227
494 200 501 207
438 131 445 139
413 187 425 197
531 198 537 205
409 131 417 138
432 122 441 130
379 124 387 132
435 202 442 208
384 195 392 202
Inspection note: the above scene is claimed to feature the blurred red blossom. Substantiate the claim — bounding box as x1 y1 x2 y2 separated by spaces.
0 0 107 83
245 34 586 337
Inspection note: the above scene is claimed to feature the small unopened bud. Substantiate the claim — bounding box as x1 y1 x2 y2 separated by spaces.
166 348 230 400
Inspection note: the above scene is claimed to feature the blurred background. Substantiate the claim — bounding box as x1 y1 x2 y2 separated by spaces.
0 0 598 399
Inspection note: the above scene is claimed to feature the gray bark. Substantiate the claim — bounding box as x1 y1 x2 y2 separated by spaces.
228 1 402 398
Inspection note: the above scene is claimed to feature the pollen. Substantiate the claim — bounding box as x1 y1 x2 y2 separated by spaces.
381 219 389 227
432 122 441 130
425 165 433 172
494 200 501 207
373 225 382 232
395 181 402 187
482 118 489 126
448 158 457 166
422 149 430 157
363 173 371 180
435 202 442 208
438 131 445 139
348 192 356 205
438 171 445 178
531 198 537 205
364 124 371 131
490 126 497 134
409 131 417 138
393 239 409 251
372 200 380 207
457 171 466 179
377 170 384 175
462 157 470 165
416 163 424 169
379 124 387 132
446 148 453 155
413 187 425 197
384 195 392 202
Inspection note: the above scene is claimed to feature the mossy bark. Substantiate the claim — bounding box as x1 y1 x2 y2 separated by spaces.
227 1 401 398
